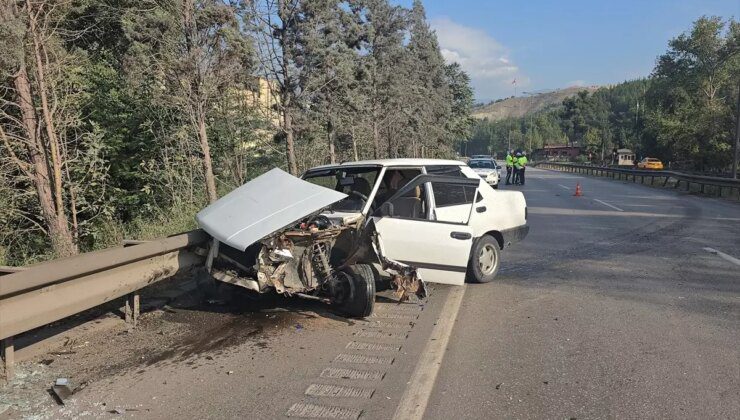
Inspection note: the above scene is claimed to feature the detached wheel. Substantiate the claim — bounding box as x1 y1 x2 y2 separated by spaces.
466 235 501 283
331 264 376 318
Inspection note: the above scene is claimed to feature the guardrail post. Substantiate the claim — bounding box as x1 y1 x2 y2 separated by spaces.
1 337 14 380
124 293 140 329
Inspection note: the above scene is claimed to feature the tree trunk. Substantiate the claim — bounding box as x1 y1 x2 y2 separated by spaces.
372 119 380 159
327 120 336 164
387 128 395 158
277 0 298 175
27 0 65 223
284 108 298 174
351 125 359 161
196 103 218 203
733 79 739 179
14 65 77 257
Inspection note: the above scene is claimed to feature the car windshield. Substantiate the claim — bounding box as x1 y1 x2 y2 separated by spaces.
302 166 381 212
469 160 495 169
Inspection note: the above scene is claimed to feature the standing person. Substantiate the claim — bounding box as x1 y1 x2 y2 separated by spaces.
513 151 523 185
505 150 514 185
519 152 528 185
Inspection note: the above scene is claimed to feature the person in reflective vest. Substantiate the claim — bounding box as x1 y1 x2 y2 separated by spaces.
505 151 514 185
512 152 522 185
518 153 528 185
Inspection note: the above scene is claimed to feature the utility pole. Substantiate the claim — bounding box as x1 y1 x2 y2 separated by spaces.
733 79 740 179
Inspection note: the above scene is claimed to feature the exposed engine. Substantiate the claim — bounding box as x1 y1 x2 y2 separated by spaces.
208 210 426 305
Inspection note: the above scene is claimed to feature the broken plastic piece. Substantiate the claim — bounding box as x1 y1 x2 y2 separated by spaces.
269 248 293 262
51 378 73 405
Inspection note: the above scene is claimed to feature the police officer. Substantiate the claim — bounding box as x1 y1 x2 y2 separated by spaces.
513 151 522 185
518 152 528 185
505 150 514 185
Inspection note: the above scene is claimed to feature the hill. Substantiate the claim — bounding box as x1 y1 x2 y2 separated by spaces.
472 86 600 121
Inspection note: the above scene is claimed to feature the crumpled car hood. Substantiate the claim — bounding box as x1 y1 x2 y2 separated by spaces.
196 168 347 250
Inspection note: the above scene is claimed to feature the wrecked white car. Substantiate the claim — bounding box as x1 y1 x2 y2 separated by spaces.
196 159 529 318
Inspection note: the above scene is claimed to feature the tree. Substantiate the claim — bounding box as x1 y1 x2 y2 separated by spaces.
445 62 475 153
296 0 359 164
349 0 408 159
647 16 739 169
124 0 253 202
404 0 452 157
0 0 89 257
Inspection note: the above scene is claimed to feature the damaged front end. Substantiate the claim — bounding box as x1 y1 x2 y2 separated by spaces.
196 168 426 317
206 212 426 317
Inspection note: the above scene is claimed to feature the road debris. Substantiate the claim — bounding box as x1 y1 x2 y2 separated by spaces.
51 378 73 405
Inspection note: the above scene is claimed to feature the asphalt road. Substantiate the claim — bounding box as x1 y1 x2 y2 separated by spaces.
4 167 738 419
427 168 740 419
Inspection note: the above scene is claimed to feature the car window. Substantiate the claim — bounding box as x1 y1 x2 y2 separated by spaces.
373 168 423 209
302 167 380 212
432 183 477 207
377 175 478 224
431 181 478 224
382 183 428 220
468 160 495 169
426 165 464 177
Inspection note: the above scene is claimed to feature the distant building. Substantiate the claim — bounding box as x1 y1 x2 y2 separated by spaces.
532 145 582 161
244 77 281 128
615 149 635 166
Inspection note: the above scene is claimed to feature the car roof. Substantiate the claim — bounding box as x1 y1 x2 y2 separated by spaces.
309 158 467 171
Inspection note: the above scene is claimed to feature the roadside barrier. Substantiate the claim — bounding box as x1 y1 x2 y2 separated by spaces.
0 230 208 379
536 162 740 200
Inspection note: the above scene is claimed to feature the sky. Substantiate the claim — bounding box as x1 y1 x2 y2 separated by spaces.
396 0 739 102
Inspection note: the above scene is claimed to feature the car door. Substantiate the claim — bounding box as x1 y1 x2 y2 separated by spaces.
371 175 479 286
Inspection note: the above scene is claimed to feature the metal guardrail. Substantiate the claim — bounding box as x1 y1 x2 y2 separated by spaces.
0 230 208 378
537 162 740 200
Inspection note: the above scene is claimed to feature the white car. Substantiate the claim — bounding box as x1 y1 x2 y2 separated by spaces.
196 159 528 317
468 158 501 188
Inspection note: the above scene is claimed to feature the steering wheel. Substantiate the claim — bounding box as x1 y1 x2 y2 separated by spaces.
349 190 369 202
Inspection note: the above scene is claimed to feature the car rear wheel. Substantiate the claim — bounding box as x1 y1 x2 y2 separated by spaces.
466 235 500 283
331 264 376 318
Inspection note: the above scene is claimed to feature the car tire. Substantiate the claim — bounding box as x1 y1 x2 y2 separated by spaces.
333 264 376 318
466 235 501 283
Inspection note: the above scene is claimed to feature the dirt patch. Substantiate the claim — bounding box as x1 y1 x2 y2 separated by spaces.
1 284 346 419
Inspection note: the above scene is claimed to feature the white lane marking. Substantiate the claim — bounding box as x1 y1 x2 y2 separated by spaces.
593 199 624 212
392 285 466 420
528 207 740 221
557 184 571 190
703 247 740 267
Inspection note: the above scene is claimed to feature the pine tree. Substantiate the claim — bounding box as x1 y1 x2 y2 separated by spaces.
350 0 408 158
404 0 453 158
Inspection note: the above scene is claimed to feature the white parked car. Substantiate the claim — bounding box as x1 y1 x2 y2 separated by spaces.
468 158 501 188
196 159 528 318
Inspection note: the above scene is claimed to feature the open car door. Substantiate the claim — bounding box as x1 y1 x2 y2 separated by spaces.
371 175 480 286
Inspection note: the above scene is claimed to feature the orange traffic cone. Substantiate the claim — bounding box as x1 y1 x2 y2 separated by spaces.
573 183 583 197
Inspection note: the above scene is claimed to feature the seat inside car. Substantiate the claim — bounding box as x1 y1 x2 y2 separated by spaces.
391 185 423 219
